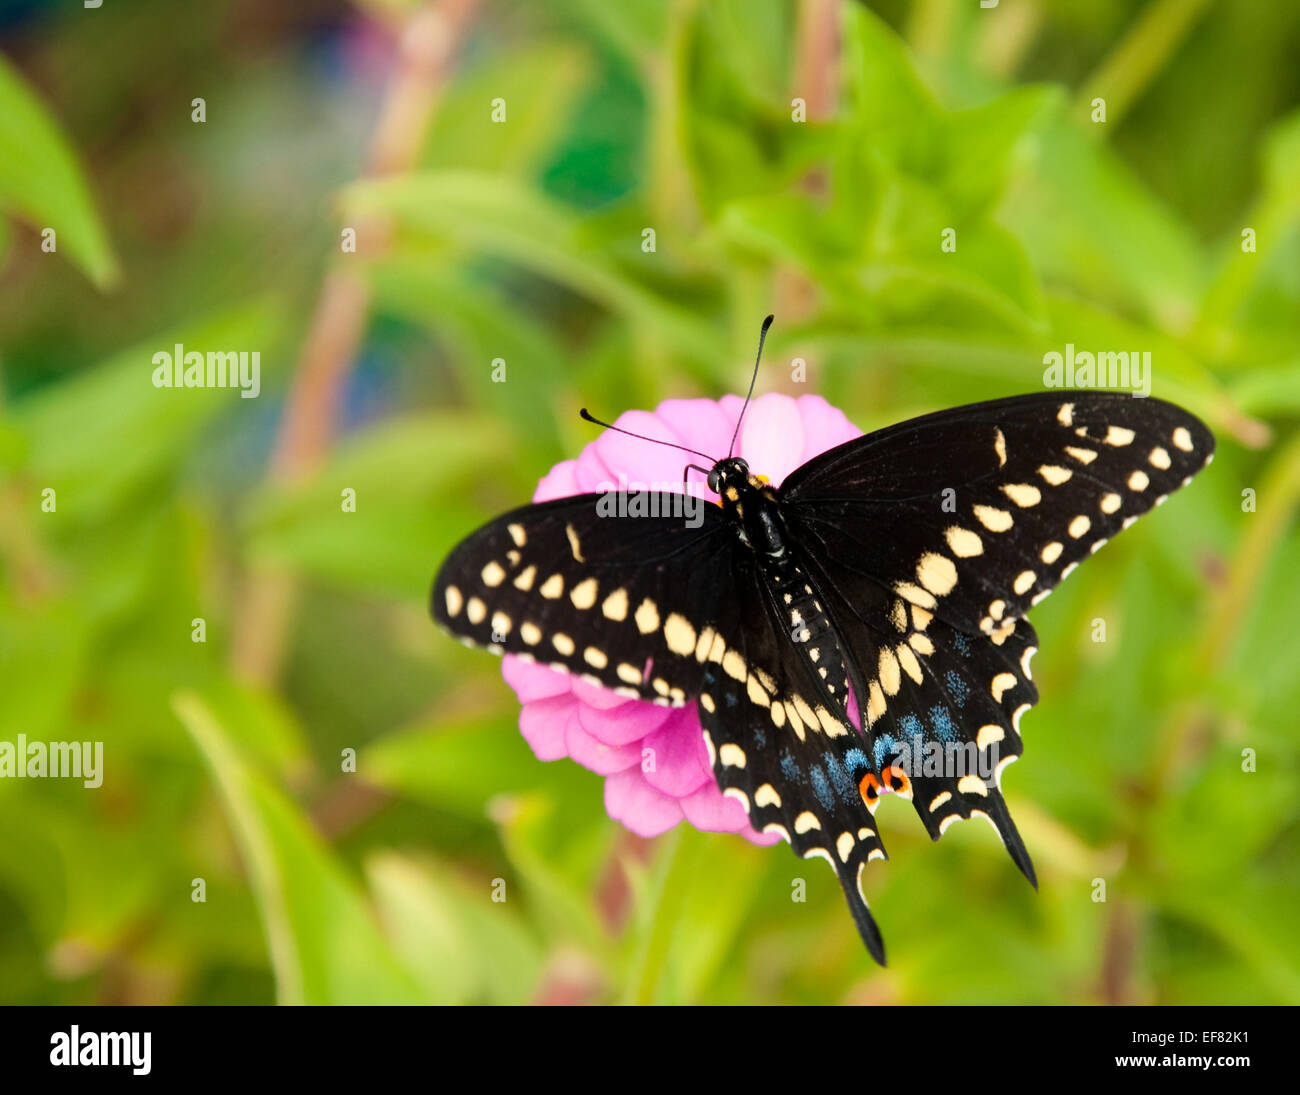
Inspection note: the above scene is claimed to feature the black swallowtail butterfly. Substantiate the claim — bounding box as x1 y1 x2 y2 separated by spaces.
431 317 1215 964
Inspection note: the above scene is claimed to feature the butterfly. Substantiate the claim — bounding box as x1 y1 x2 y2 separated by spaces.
431 317 1215 964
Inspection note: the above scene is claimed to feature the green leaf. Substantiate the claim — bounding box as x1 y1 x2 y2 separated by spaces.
420 44 591 176
342 170 725 363
0 54 118 288
366 851 543 1005
175 692 427 1004
242 412 511 600
1001 122 1206 330
362 715 550 819
12 299 285 525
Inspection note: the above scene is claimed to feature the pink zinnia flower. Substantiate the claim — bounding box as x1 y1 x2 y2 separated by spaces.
501 393 863 842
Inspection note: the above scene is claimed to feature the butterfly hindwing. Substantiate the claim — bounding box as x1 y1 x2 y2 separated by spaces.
787 532 1040 881
433 492 740 705
696 551 891 963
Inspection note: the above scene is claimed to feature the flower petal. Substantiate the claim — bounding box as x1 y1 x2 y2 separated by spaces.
604 767 684 837
534 458 582 503
640 709 713 797
502 656 570 703
565 716 645 776
795 394 861 462
577 696 672 747
518 694 575 762
679 781 752 833
738 393 806 486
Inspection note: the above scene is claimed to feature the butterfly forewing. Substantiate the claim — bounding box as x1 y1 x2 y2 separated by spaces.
433 492 739 705
785 393 1215 639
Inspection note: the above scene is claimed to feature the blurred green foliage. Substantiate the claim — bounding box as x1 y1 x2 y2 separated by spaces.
0 0 1298 1004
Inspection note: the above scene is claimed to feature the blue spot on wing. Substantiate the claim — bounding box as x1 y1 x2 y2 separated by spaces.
780 751 800 783
951 632 972 658
752 726 767 750
944 670 970 707
929 704 957 743
843 747 871 777
823 752 856 803
810 766 835 811
872 733 898 769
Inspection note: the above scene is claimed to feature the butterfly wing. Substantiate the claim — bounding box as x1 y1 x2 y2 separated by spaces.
696 548 892 964
781 393 1213 871
783 392 1215 638
433 492 740 705
782 535 1041 881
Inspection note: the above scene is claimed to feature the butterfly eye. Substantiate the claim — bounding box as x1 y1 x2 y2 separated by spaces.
707 469 720 494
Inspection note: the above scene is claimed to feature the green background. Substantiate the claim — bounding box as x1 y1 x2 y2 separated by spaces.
1 0 1297 1005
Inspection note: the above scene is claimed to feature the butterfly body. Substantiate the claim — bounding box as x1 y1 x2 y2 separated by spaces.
432 391 1215 964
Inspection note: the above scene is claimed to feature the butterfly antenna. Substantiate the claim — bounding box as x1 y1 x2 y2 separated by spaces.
728 314 774 458
579 408 717 464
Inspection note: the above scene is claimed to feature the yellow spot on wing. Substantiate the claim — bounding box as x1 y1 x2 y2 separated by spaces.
991 672 1016 703
945 527 983 558
719 743 746 768
570 577 598 609
973 505 1013 532
601 588 628 621
565 524 585 562
894 581 937 610
916 552 958 596
634 598 659 634
663 613 696 655
794 811 821 834
878 647 901 697
1002 483 1041 508
896 643 923 684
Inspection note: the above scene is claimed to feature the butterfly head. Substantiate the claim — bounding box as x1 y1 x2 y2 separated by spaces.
706 457 752 498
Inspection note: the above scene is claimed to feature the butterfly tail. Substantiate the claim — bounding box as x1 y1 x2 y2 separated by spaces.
839 862 887 966
984 795 1037 890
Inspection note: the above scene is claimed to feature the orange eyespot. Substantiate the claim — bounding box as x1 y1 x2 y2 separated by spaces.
858 771 881 806
881 765 913 798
